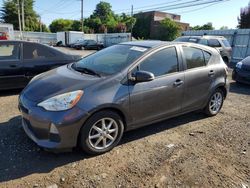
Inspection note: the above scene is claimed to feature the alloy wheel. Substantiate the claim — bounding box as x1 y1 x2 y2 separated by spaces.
209 92 223 114
88 118 119 150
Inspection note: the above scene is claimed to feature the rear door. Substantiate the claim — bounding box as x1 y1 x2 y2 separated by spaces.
128 46 185 126
0 42 27 89
181 45 213 112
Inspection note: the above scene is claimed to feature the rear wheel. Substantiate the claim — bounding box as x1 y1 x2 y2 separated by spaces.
79 110 124 155
204 89 224 116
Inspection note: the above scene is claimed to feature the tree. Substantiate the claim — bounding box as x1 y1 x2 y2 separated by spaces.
238 2 250 28
49 19 74 33
191 22 214 30
133 13 151 39
220 26 229 30
0 0 40 31
158 18 181 41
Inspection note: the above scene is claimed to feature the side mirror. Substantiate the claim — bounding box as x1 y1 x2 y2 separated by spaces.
133 71 155 83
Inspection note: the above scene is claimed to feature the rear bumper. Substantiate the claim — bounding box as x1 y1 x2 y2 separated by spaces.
19 94 89 150
232 69 250 85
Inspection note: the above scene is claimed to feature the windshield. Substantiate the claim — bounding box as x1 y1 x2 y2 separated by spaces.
72 44 149 75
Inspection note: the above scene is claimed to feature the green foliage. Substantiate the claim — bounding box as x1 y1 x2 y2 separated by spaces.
132 13 151 39
220 26 229 30
84 1 135 33
191 22 214 30
238 2 250 28
49 19 74 33
158 18 181 41
0 0 42 31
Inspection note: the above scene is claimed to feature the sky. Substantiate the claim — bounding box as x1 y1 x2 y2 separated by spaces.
0 0 249 29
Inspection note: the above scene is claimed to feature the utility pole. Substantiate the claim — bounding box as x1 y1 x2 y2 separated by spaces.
21 0 25 31
131 5 133 41
81 0 84 34
39 16 42 32
17 0 23 39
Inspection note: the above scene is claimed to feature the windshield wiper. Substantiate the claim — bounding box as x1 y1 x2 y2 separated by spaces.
73 65 101 77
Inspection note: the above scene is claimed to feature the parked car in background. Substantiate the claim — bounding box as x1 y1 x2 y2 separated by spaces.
19 41 229 155
0 40 81 90
68 38 85 48
72 39 104 50
174 35 232 64
0 32 9 40
232 56 250 84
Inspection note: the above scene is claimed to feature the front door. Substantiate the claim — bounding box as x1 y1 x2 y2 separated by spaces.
128 46 184 126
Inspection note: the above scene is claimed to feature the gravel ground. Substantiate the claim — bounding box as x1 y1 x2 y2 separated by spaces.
0 59 249 187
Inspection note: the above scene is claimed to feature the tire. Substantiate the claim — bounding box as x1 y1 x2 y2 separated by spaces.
79 110 124 155
204 88 224 116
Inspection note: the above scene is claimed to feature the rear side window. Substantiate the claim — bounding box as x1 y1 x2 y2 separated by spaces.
203 51 211 64
182 47 206 69
208 39 221 47
221 39 231 47
23 43 56 60
0 44 20 60
139 47 178 77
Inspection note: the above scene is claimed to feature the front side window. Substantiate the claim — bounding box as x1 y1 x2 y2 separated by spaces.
23 43 55 60
139 47 178 77
183 46 206 69
208 39 221 47
0 44 20 60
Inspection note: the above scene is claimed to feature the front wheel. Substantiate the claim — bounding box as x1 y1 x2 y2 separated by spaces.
79 110 124 155
204 89 224 116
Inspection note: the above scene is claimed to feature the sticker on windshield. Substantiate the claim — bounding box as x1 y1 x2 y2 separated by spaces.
130 46 147 52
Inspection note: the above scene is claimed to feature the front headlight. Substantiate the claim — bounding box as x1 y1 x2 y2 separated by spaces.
236 61 243 69
38 90 84 111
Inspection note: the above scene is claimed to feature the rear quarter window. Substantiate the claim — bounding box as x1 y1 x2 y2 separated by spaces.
221 39 231 47
203 51 211 64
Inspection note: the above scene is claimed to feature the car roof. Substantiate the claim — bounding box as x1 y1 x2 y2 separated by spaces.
121 40 167 48
121 40 216 52
180 35 226 40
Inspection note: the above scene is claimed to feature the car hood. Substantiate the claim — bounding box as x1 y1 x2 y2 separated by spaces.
22 64 103 102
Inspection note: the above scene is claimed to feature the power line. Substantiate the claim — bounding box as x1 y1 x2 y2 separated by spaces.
176 0 229 14
115 0 184 12
124 0 228 14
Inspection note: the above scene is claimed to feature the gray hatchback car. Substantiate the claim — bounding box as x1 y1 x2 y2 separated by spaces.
19 41 229 155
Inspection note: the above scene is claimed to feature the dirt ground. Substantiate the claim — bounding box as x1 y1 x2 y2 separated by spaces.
0 62 249 187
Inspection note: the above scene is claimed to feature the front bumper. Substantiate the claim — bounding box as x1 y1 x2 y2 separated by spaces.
232 68 250 85
19 94 89 150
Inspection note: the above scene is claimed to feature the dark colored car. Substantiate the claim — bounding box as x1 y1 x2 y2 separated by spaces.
0 40 81 90
232 56 250 84
19 41 229 155
73 39 104 50
0 32 8 40
174 35 232 64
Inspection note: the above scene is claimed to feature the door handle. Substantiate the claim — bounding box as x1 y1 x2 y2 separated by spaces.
208 70 215 76
173 79 184 86
9 64 17 68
